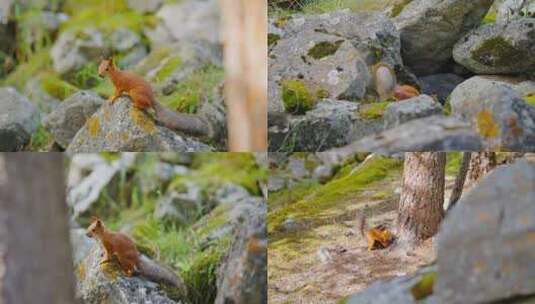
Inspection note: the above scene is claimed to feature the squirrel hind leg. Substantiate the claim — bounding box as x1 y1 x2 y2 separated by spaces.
129 91 152 110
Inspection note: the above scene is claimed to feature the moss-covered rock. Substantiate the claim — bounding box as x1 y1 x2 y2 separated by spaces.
281 79 315 115
358 102 390 120
307 40 344 60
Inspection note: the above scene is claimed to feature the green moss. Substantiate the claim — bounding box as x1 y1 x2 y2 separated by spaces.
61 0 157 35
471 36 526 67
358 102 390 120
390 0 413 17
28 125 54 152
268 33 281 47
194 204 231 239
268 180 318 211
410 272 436 300
443 97 452 116
476 109 500 139
40 73 78 100
525 95 535 107
482 11 497 24
2 48 52 90
274 16 290 28
93 79 115 98
181 245 224 304
158 64 224 114
155 56 182 83
307 40 344 60
281 79 315 115
15 9 55 62
268 156 402 234
446 152 462 176
73 62 101 89
316 88 330 99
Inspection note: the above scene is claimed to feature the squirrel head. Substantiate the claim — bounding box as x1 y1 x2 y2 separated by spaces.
86 216 105 238
98 57 115 78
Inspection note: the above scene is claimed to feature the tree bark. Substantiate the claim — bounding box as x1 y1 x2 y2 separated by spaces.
465 152 496 189
397 152 446 244
447 152 471 211
220 0 267 152
0 154 75 304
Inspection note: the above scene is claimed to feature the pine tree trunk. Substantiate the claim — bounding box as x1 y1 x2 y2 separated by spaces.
465 152 496 189
447 152 471 211
0 154 75 304
397 152 446 244
220 0 267 151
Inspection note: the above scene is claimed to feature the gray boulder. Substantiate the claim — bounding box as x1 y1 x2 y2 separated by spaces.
419 73 465 104
269 10 411 114
50 28 106 76
75 245 178 304
268 176 286 192
215 195 266 304
0 87 40 151
43 91 104 148
126 0 163 13
313 165 335 183
394 0 494 75
453 18 535 75
24 77 61 114
332 115 482 153
212 183 251 206
288 157 309 179
66 97 213 152
449 76 535 151
156 0 220 45
436 160 535 303
269 99 384 152
496 0 535 24
384 95 444 129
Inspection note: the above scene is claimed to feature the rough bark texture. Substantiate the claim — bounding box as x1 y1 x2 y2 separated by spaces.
398 152 446 244
447 152 471 211
0 154 75 304
465 152 496 189
220 0 267 151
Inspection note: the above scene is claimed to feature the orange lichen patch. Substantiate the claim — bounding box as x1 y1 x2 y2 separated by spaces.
76 262 86 280
130 107 156 134
247 237 266 254
100 260 122 281
476 109 500 139
119 131 130 142
87 116 101 137
394 85 420 101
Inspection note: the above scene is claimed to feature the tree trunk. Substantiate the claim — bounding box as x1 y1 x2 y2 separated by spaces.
220 0 267 152
0 154 75 304
397 152 446 244
465 152 496 189
447 152 471 211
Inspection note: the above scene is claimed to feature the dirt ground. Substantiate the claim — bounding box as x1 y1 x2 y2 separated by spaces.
268 175 456 304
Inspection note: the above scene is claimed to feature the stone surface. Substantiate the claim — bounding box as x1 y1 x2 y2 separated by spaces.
453 18 535 75
214 194 267 304
332 115 482 153
66 97 213 152
313 164 334 183
496 0 535 24
419 74 465 104
449 76 535 151
384 95 444 129
0 87 40 151
394 0 494 75
42 91 104 148
24 77 61 114
436 160 535 303
269 99 383 152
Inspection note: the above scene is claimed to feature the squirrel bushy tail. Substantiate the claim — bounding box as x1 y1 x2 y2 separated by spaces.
152 100 212 138
138 255 187 294
356 212 367 238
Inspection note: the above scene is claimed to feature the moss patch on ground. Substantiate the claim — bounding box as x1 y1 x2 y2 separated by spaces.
281 79 315 115
358 102 390 120
390 0 413 17
28 125 54 152
268 156 402 235
40 73 78 100
155 56 183 83
2 48 52 90
158 64 224 114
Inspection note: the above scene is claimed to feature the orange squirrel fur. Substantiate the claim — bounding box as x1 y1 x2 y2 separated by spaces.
372 63 420 101
86 217 187 293
357 213 394 250
98 57 211 137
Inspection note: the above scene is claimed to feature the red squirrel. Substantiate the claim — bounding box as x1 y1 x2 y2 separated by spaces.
356 213 394 250
372 63 420 101
98 57 211 138
86 217 186 293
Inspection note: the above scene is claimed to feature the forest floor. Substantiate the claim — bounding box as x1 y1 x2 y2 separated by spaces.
268 169 457 304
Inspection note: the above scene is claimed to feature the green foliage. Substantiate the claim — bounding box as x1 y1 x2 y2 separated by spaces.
525 95 535 107
281 80 315 114
482 10 497 24
28 125 54 151
268 156 402 234
40 73 78 100
2 48 52 90
268 180 318 211
159 65 224 114
155 56 183 83
135 47 172 75
14 9 55 62
61 0 158 35
73 62 102 89
410 271 436 300
446 152 462 176
358 102 390 120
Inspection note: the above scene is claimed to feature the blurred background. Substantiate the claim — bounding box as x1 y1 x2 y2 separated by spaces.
0 152 267 304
